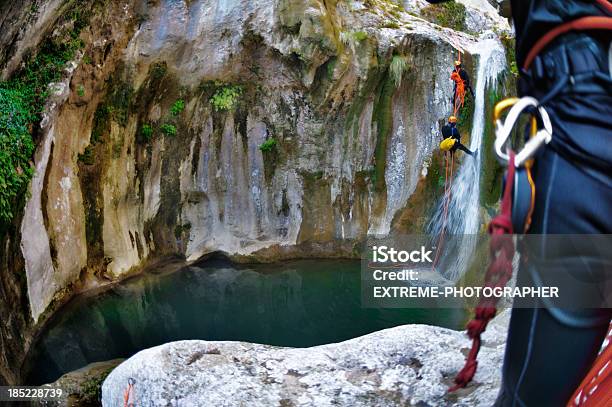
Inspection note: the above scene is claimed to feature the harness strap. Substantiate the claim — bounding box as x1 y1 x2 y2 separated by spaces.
523 16 612 71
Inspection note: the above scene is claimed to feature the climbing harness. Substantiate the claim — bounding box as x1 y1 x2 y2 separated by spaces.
450 97 551 391
123 378 136 407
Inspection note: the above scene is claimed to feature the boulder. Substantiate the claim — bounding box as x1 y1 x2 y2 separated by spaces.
102 311 509 406
43 359 124 406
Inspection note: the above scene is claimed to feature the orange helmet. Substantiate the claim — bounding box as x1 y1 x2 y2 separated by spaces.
449 116 457 123
454 60 462 67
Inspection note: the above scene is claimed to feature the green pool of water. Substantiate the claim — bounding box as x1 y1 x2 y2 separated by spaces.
26 258 466 384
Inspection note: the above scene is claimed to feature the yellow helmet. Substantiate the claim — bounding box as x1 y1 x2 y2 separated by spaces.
449 115 457 123
454 60 462 66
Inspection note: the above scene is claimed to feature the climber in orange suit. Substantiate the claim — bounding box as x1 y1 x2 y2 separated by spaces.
451 60 475 109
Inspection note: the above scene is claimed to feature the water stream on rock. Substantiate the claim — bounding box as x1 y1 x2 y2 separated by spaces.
428 37 507 282
26 258 465 384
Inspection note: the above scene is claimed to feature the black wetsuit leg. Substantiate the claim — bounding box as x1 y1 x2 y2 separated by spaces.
495 35 612 405
454 142 474 156
495 146 612 407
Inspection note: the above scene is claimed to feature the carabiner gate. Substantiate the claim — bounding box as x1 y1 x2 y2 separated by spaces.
493 97 552 167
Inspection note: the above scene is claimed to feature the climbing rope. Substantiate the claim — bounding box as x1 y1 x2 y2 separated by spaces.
431 49 464 270
569 325 612 406
449 152 517 392
123 378 136 407
431 152 454 270
449 97 553 391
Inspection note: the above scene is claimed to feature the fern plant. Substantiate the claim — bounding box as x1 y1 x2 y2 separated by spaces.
259 138 277 153
389 54 409 87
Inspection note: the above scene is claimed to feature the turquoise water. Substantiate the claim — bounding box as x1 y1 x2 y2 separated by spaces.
26 258 466 384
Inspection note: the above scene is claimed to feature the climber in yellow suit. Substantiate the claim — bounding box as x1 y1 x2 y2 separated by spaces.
440 116 475 156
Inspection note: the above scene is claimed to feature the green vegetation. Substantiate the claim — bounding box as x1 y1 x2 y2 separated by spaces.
382 21 401 29
339 29 369 49
371 74 396 191
421 1 467 32
87 74 134 153
389 54 409 87
141 123 153 141
457 90 474 135
259 138 277 153
81 368 114 403
352 31 368 41
77 84 85 97
106 80 133 126
326 57 337 80
160 123 177 137
171 99 185 116
91 105 110 144
112 139 123 158
174 223 191 239
339 31 352 46
481 75 511 206
501 34 518 77
78 146 95 165
0 88 36 221
210 85 242 111
0 4 89 222
150 62 167 80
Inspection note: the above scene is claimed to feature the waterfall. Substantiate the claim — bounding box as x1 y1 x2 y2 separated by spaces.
428 36 506 281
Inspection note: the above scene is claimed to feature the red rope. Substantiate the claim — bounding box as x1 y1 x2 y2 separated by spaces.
449 152 516 392
123 379 135 407
570 325 612 406
432 51 464 269
432 152 454 270
596 0 612 14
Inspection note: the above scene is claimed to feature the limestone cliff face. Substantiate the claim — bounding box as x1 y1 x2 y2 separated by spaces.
0 0 510 384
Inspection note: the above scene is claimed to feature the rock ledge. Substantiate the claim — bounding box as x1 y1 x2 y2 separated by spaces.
102 312 509 407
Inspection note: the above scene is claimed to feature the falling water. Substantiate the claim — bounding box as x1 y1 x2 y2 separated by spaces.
428 36 506 281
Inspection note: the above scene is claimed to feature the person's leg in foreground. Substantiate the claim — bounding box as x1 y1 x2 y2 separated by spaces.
495 33 612 406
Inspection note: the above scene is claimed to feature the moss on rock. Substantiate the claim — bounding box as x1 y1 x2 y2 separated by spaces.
421 2 467 32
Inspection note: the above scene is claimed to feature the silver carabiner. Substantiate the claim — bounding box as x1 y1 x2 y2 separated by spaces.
494 97 552 167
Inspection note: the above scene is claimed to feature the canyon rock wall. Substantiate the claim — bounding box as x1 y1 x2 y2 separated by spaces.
0 0 511 384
